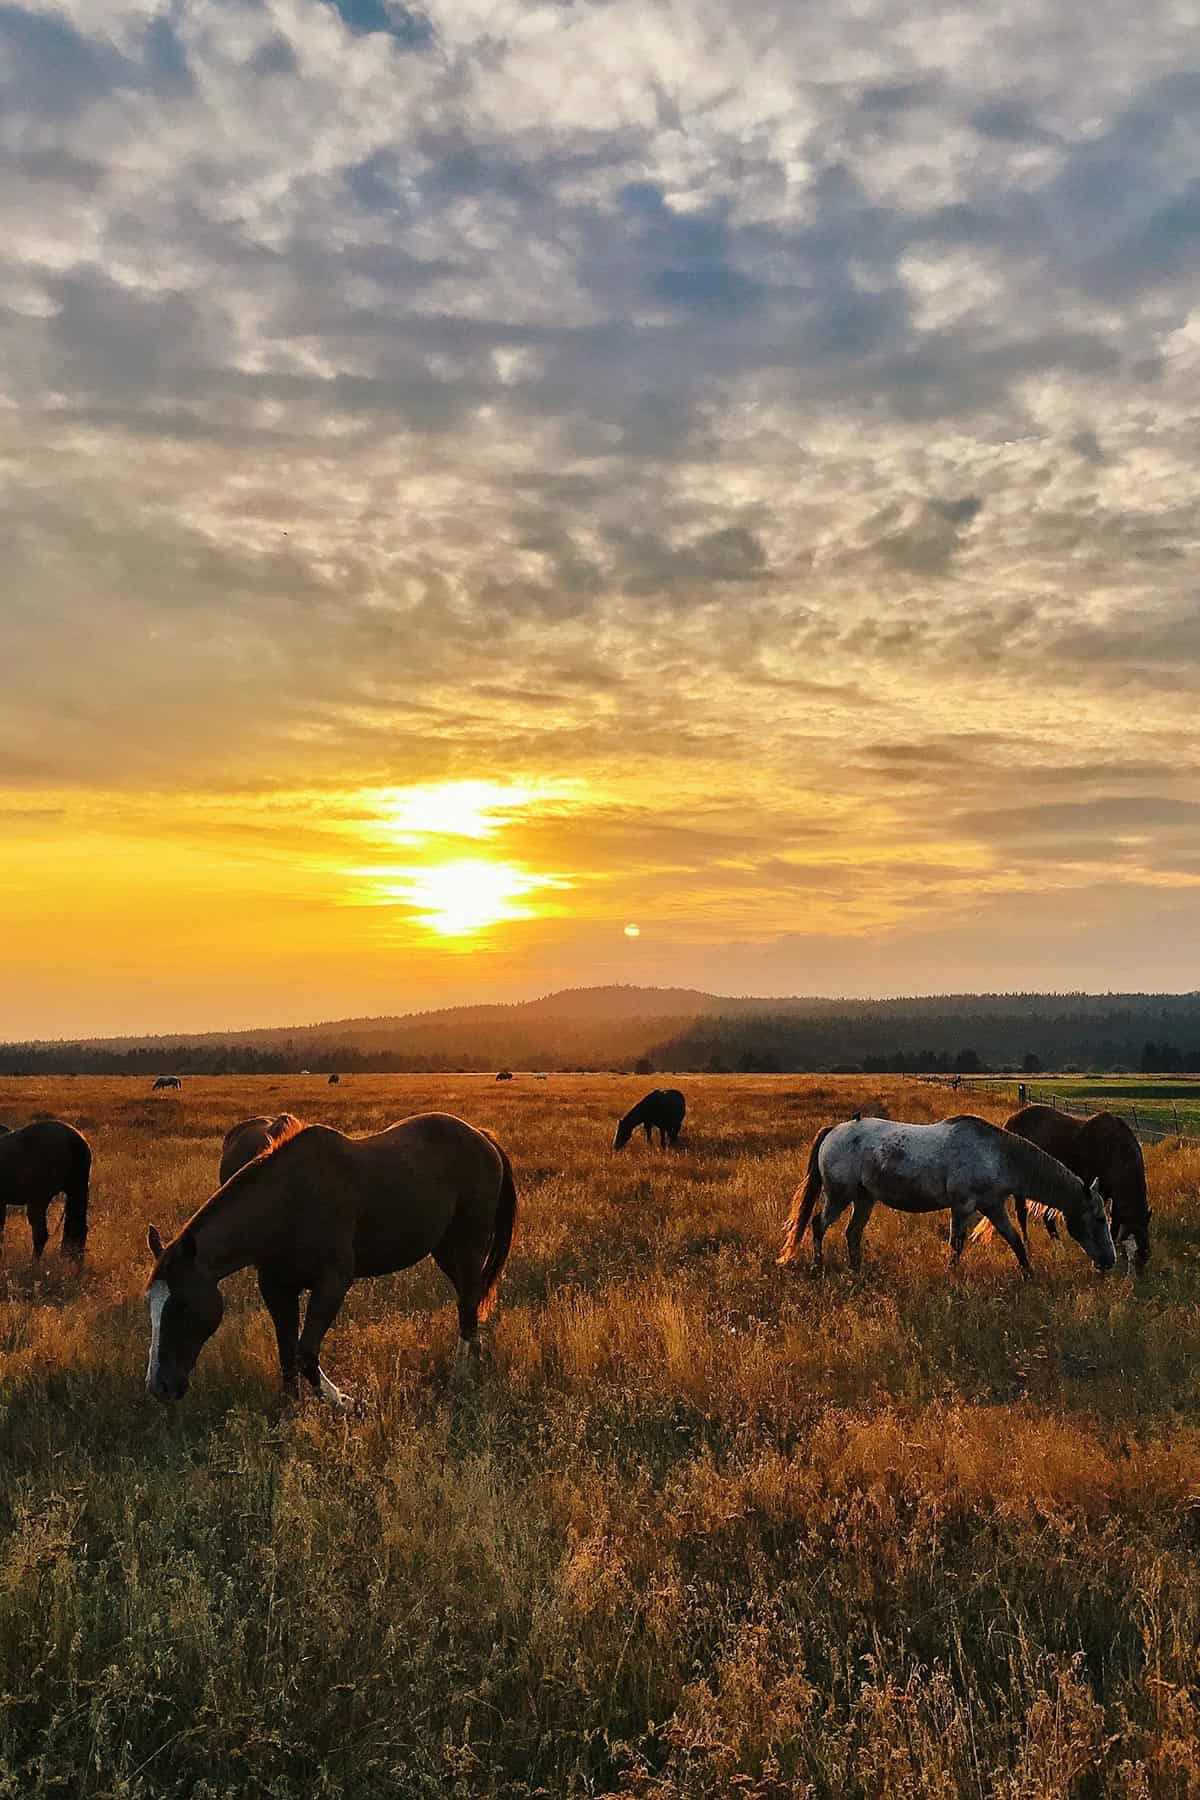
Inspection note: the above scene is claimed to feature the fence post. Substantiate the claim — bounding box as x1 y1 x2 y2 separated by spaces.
1132 1105 1140 1136
1174 1102 1182 1139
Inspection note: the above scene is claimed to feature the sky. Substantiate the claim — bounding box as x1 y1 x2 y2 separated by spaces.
3 0 1200 1036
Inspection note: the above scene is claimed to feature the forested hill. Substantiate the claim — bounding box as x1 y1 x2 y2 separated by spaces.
5 987 1200 1075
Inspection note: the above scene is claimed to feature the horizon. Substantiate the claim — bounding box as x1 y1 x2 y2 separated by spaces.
10 979 1200 1048
4 0 1200 1036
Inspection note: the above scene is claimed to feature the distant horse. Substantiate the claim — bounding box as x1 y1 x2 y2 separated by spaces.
0 1119 91 1260
145 1113 518 1403
614 1089 686 1150
219 1113 304 1186
1004 1105 1151 1270
153 1076 182 1091
780 1114 1113 1278
496 1070 514 1082
328 1074 340 1086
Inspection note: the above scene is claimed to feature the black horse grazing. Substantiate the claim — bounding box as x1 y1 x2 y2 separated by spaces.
0 1119 91 1260
153 1076 182 1091
614 1089 686 1151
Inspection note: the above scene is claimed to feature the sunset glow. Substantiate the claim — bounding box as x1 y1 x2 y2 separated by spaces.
375 782 548 845
364 859 571 937
3 0 1200 1036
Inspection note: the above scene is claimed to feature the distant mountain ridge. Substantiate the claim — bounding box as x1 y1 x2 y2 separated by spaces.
5 985 1200 1075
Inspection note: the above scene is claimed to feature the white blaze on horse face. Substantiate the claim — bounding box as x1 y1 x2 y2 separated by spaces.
146 1280 168 1389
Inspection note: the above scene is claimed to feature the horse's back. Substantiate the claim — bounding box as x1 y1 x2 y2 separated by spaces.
337 1114 505 1274
1003 1104 1079 1160
821 1114 1006 1209
0 1118 90 1197
219 1113 301 1185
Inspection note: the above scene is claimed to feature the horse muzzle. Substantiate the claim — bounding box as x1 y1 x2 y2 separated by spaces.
147 1373 189 1402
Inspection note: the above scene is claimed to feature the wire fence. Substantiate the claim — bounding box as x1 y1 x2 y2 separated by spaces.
921 1075 1200 1150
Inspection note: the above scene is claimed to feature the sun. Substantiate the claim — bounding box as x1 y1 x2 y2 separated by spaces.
371 858 567 936
376 781 542 844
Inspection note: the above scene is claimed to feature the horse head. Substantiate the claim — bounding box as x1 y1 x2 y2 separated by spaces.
1064 1176 1116 1273
613 1115 635 1151
144 1225 224 1401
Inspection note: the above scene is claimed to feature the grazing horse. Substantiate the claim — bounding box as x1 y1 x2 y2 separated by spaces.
1004 1105 1151 1270
144 1113 518 1404
779 1114 1113 1278
614 1088 686 1150
0 1119 91 1260
328 1074 340 1085
153 1076 182 1091
219 1113 304 1186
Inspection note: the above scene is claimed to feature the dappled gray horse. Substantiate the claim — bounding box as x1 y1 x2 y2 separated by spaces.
780 1114 1114 1278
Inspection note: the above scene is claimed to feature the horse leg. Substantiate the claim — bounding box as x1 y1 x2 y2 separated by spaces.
845 1192 876 1271
60 1174 88 1261
1014 1196 1029 1247
257 1270 301 1398
432 1238 486 1367
974 1197 1031 1279
27 1199 50 1260
297 1269 354 1407
949 1199 978 1269
812 1181 854 1272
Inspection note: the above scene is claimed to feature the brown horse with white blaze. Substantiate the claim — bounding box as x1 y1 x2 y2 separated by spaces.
0 1119 91 1261
145 1113 517 1404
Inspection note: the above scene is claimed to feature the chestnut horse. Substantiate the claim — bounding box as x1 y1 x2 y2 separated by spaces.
780 1114 1114 1277
0 1119 90 1260
218 1113 304 1185
1004 1104 1151 1270
145 1113 517 1404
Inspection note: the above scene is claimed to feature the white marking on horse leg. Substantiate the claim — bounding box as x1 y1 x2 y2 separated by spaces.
1124 1237 1137 1274
145 1280 167 1390
316 1366 351 1409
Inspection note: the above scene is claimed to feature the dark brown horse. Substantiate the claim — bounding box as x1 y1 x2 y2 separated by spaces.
0 1119 90 1260
145 1113 517 1404
614 1089 686 1150
1004 1104 1151 1269
219 1113 304 1185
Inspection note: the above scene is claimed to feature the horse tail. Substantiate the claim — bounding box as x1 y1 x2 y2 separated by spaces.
477 1133 518 1321
779 1125 834 1266
61 1136 91 1259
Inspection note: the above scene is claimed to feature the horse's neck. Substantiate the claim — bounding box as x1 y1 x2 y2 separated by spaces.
1010 1136 1079 1212
193 1174 281 1279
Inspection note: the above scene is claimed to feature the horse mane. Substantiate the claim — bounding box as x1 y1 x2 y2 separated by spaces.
949 1114 1089 1214
193 1114 314 1227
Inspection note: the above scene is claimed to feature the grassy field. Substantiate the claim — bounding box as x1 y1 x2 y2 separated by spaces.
2 1073 1200 1797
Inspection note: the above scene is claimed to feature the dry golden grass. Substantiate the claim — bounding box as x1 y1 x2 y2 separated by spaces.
1 1072 1199 1797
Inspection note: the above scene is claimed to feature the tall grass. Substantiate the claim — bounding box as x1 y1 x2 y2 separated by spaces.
0 1074 1198 1796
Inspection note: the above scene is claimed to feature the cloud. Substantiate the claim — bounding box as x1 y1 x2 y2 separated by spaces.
3 0 1200 1022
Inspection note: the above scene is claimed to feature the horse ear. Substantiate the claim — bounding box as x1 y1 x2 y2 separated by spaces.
179 1230 197 1265
147 1225 164 1259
